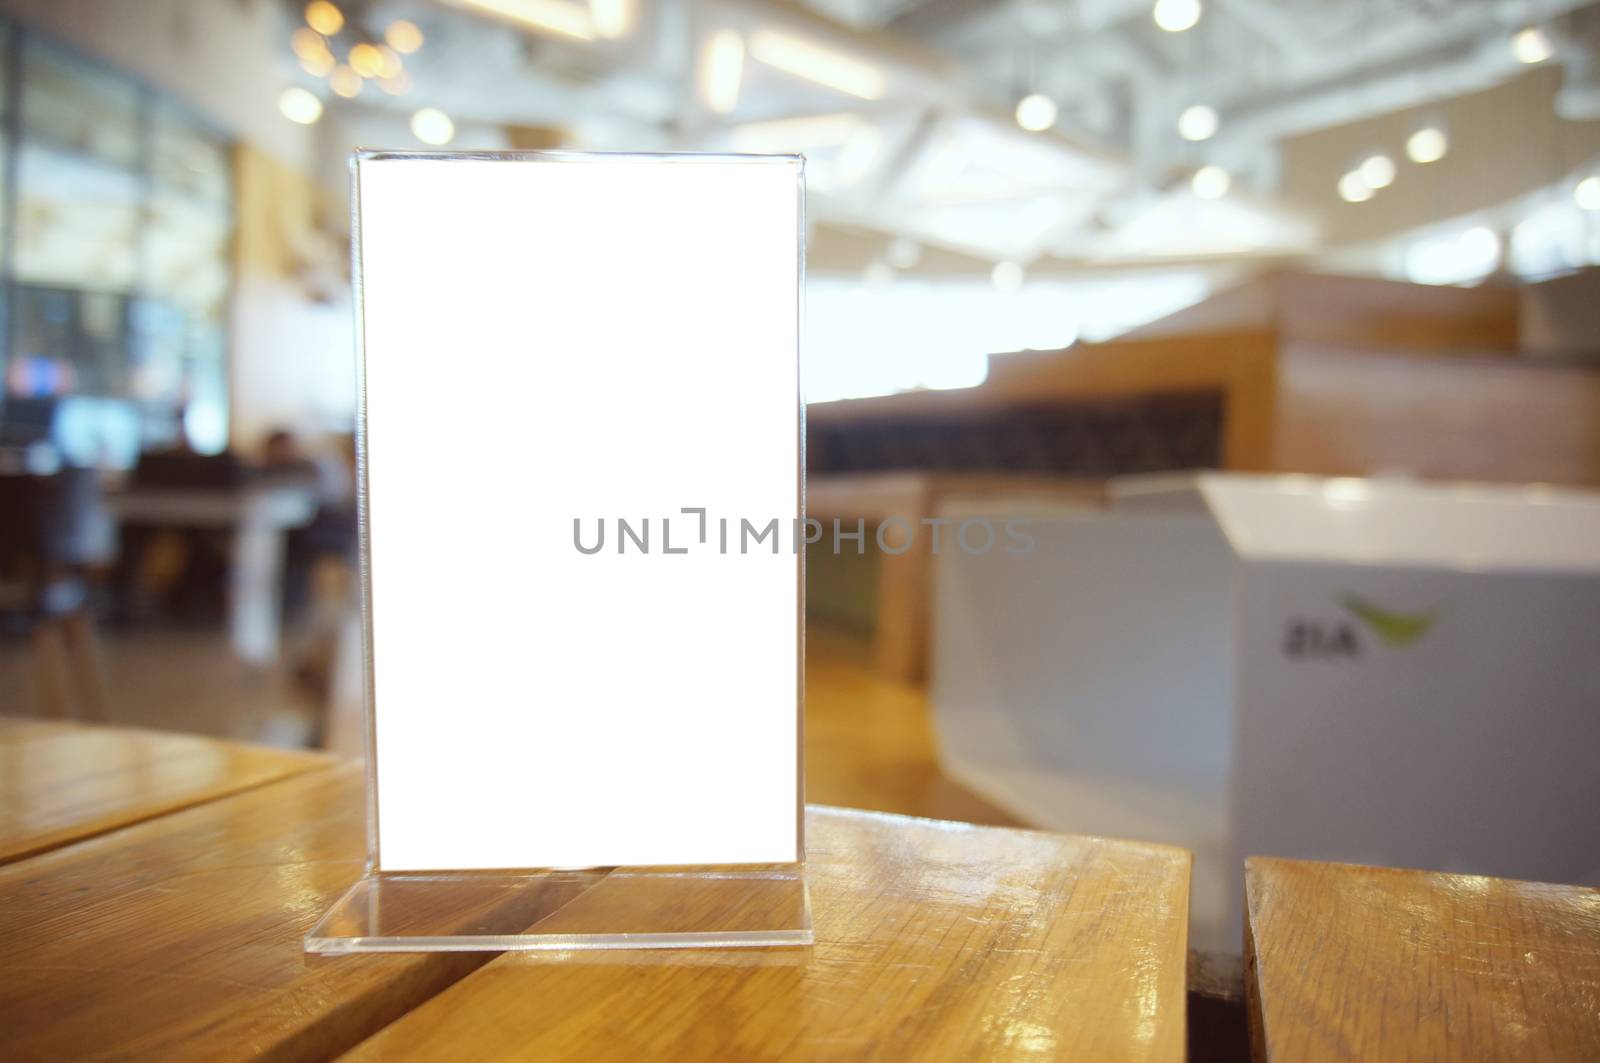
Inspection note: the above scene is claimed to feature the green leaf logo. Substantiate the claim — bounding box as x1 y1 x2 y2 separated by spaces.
1340 595 1438 648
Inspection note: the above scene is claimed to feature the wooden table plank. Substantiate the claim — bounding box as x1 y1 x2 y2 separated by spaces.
0 764 498 1060
344 807 1191 1062
0 717 330 864
1245 856 1600 1061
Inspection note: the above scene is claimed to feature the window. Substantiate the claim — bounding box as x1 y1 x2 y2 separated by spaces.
0 25 234 456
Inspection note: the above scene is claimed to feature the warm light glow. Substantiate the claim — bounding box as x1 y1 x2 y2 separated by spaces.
589 0 631 38
439 0 596 41
1177 104 1218 142
1191 164 1230 199
1511 26 1554 64
1406 127 1448 164
1359 153 1396 189
701 30 744 114
376 45 404 78
748 30 886 100
887 237 921 269
386 19 425 54
329 65 362 97
411 107 456 145
1015 93 1058 132
1153 0 1201 32
292 27 327 60
380 70 414 96
991 260 1025 292
278 86 324 125
305 1 344 36
300 49 336 77
349 42 384 78
1575 176 1600 211
1338 170 1373 203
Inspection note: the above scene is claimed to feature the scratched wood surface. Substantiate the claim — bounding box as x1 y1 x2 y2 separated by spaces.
0 764 503 1060
1245 856 1600 1061
344 806 1191 1062
0 716 328 864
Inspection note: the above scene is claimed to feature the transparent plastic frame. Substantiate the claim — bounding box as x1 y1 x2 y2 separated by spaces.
306 150 810 955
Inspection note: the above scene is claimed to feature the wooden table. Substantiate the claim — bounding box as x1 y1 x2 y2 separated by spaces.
1245 856 1600 1061
0 718 1192 1061
0 717 327 864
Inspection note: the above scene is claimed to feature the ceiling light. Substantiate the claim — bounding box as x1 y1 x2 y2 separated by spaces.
439 0 595 42
1015 93 1058 133
589 0 631 38
1337 170 1373 203
386 20 425 54
991 260 1025 292
1191 165 1230 199
1177 104 1218 142
1459 226 1500 264
377 46 403 78
1575 177 1600 211
701 30 744 115
349 42 384 78
748 30 886 100
278 87 324 125
1511 26 1554 64
291 28 327 61
1406 127 1448 164
329 65 362 98
1359 154 1396 190
305 1 344 36
299 49 335 77
411 107 456 145
380 71 414 95
887 238 922 269
1152 0 1201 33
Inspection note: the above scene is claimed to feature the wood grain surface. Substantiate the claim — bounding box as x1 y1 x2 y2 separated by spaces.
0 717 329 864
804 627 1019 827
0 764 498 1060
344 806 1191 1062
1245 856 1600 1061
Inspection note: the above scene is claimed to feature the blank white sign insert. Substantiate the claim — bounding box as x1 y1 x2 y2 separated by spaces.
357 153 801 871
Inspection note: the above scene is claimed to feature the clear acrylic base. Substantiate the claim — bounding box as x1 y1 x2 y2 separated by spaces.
305 866 813 954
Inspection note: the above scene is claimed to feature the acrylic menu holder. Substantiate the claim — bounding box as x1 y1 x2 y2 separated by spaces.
305 150 810 954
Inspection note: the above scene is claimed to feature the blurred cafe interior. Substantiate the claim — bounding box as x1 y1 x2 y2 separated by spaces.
3 0 1600 1057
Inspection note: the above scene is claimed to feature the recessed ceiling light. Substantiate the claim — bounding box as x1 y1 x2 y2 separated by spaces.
411 107 456 146
1177 104 1218 142
329 65 362 98
278 86 324 125
386 20 425 54
1575 177 1600 211
1153 0 1201 33
1191 165 1230 199
1015 93 1058 133
305 1 344 36
1359 154 1396 190
1337 170 1373 203
1406 127 1448 164
1511 26 1554 64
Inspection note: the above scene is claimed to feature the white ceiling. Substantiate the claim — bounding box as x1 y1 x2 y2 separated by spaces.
301 0 1600 271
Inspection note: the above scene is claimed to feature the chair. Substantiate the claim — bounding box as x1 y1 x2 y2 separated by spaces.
0 467 113 719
